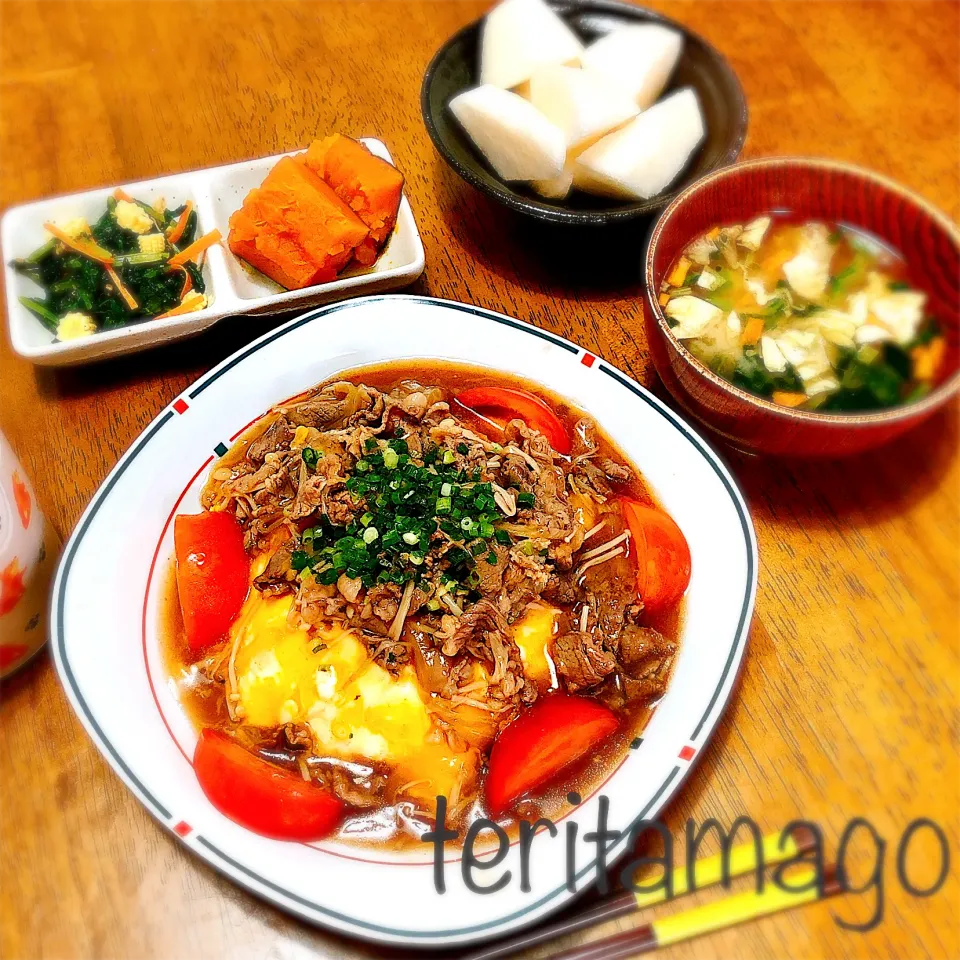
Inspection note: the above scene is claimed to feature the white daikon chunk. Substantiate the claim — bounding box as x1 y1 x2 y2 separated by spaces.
572 87 705 200
528 64 638 148
480 0 584 91
581 23 683 108
449 84 566 181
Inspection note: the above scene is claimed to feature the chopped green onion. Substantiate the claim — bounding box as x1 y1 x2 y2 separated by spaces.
113 250 170 266
18 296 59 331
402 531 419 546
442 449 456 465
440 482 453 497
24 238 56 264
383 447 399 469
436 496 452 514
516 492 535 508
363 527 379 544
360 511 374 527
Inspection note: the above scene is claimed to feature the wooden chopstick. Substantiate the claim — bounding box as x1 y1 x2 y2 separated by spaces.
461 825 817 960
546 865 842 960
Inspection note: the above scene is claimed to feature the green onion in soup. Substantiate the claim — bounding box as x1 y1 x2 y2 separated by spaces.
659 216 946 412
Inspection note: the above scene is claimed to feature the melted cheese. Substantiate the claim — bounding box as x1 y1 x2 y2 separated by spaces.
510 602 560 689
230 588 477 805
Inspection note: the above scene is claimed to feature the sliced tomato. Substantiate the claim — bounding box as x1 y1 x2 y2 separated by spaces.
621 499 691 615
485 694 619 816
194 729 345 841
174 512 249 653
455 386 571 455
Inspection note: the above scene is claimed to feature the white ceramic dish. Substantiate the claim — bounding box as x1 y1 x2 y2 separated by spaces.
2 140 424 367
51 295 756 948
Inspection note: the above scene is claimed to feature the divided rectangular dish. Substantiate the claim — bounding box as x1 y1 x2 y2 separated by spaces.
2 139 424 366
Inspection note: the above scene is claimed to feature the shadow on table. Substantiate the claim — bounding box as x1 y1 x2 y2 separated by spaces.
30 311 294 402
0 644 50 694
28 271 427 404
722 403 959 528
434 159 653 302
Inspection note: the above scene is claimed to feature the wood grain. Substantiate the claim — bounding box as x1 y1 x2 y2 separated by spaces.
1 2 958 959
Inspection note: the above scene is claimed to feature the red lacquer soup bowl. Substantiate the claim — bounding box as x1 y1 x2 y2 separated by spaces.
644 157 960 457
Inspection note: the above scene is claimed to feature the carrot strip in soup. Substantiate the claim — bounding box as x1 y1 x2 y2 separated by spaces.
666 257 690 288
113 187 134 202
740 316 764 346
772 391 807 408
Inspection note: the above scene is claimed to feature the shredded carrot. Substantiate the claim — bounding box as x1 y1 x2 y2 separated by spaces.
168 229 221 267
155 295 206 320
667 257 690 288
113 188 134 202
106 265 138 310
772 391 808 408
179 266 193 299
44 223 113 264
740 316 765 346
658 292 670 307
167 200 194 245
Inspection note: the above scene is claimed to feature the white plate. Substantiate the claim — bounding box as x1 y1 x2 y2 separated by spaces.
2 140 424 366
50 295 756 948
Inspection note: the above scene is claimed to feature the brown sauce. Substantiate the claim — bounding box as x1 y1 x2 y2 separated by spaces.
161 361 685 851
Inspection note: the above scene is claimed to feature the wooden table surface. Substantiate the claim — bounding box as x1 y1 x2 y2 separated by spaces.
1 2 958 958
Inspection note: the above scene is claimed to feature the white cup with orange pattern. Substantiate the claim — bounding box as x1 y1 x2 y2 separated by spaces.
0 431 59 678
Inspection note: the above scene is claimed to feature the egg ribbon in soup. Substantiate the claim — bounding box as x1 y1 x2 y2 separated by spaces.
660 216 947 412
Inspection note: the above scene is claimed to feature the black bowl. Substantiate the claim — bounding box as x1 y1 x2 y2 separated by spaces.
421 0 748 227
